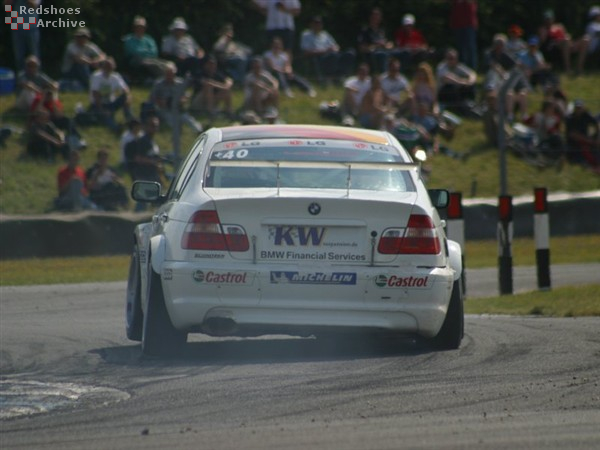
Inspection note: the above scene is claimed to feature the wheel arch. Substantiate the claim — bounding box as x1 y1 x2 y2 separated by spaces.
447 239 463 281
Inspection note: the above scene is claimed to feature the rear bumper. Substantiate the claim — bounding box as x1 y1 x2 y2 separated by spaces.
160 261 455 338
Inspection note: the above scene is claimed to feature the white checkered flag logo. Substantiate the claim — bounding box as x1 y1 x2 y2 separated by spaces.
5 4 36 30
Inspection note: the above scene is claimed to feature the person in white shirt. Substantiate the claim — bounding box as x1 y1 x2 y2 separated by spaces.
252 0 300 54
436 48 477 112
300 15 356 86
89 57 134 133
342 63 372 118
379 57 413 115
243 57 279 117
263 36 315 97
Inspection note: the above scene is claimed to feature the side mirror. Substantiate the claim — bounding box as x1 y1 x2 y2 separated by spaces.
428 189 449 209
131 181 164 203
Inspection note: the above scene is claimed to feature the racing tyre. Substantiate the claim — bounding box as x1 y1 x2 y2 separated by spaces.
125 245 143 341
430 278 464 350
141 269 187 357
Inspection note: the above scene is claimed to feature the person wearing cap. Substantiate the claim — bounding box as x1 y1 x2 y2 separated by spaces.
300 15 355 87
147 61 203 155
537 9 589 74
565 100 600 171
61 28 106 90
88 57 134 134
517 36 557 88
123 16 169 79
161 17 205 77
393 13 432 70
15 55 58 111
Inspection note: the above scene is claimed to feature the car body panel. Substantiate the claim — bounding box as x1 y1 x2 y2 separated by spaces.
128 125 462 340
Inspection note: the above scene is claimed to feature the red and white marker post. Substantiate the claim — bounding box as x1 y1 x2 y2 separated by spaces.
534 188 551 290
446 192 466 294
498 195 513 295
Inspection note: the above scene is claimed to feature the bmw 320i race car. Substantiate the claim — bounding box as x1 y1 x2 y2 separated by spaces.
126 124 464 356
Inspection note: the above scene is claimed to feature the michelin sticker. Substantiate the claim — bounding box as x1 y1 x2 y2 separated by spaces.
270 271 357 285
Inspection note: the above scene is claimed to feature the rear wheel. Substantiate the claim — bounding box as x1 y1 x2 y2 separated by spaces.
125 245 143 341
141 269 187 357
431 278 464 350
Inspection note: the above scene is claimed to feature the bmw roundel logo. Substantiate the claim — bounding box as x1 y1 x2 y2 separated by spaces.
308 202 321 215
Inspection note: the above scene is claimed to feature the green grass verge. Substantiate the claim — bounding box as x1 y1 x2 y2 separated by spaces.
465 284 600 317
1 235 598 317
1 75 600 214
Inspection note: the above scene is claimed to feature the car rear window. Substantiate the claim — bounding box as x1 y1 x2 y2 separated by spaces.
205 139 415 192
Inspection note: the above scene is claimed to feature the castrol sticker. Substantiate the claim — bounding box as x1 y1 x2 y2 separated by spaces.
192 270 254 285
374 275 430 288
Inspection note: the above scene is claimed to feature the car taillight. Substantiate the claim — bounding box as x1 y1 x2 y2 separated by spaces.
181 210 249 252
378 214 441 255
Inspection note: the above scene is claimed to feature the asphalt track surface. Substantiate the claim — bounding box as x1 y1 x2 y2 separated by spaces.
1 263 599 449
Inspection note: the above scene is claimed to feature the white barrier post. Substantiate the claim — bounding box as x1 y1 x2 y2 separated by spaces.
534 187 551 290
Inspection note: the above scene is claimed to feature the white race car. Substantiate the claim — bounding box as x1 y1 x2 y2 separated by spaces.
126 124 464 356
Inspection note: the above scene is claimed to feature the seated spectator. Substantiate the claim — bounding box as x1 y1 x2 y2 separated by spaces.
251 0 301 56
123 15 169 80
120 118 143 172
146 61 203 156
161 17 205 77
542 80 569 119
379 57 413 116
358 76 389 129
357 7 398 74
300 15 355 87
191 55 234 119
60 27 106 90
517 36 558 89
483 34 529 122
522 100 565 161
538 9 589 74
411 62 439 115
263 36 316 98
585 6 600 65
30 88 86 151
124 117 165 211
341 63 372 119
88 57 134 134
506 24 527 58
54 150 98 212
26 108 69 161
243 57 279 118
565 99 600 172
393 14 433 71
15 55 58 112
436 48 477 115
212 23 252 85
86 148 129 211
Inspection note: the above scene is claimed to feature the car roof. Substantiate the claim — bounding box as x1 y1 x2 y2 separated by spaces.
219 124 392 145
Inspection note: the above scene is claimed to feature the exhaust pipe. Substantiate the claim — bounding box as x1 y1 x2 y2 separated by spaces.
203 318 238 336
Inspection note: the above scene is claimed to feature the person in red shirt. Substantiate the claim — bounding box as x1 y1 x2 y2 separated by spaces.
449 0 478 69
394 14 432 70
538 9 590 74
55 149 98 211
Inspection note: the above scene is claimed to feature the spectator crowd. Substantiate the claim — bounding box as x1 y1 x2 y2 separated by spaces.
4 0 600 212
